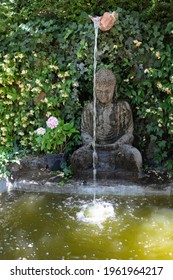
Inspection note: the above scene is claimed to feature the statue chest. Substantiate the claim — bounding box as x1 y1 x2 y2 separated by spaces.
96 106 118 143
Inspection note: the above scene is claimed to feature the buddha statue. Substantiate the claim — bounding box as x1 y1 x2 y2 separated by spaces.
71 68 143 179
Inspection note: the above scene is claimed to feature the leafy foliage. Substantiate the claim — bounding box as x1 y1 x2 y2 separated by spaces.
2 0 172 24
35 118 78 154
0 1 173 175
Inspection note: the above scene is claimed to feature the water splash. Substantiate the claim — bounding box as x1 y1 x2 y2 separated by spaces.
77 200 115 228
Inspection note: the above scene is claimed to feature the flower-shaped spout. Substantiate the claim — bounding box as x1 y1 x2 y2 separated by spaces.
89 12 118 31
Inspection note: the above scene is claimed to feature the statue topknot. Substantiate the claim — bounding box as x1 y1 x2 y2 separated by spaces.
96 68 116 87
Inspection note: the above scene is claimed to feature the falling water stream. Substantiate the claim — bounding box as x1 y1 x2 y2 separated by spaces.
92 17 100 200
78 16 116 223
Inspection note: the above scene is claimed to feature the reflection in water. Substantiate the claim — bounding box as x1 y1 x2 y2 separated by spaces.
0 192 173 260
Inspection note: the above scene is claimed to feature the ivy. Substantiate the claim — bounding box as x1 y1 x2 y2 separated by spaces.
0 2 172 175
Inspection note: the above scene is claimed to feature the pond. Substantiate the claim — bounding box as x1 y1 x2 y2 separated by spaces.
1 191 173 260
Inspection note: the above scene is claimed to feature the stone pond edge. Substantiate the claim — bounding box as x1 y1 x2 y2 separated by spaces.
1 176 173 196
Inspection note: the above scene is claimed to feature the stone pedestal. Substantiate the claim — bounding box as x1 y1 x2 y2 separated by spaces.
73 169 140 180
72 149 142 180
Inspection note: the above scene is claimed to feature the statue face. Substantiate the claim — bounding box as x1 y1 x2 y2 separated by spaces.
96 84 115 104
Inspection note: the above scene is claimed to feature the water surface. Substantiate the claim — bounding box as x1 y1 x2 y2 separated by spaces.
1 191 173 260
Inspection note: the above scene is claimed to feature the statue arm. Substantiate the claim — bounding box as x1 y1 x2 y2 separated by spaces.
114 101 134 147
81 103 93 145
97 132 134 150
98 101 134 150
114 125 134 147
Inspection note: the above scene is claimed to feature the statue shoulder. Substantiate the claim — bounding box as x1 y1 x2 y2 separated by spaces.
83 101 93 112
116 100 132 111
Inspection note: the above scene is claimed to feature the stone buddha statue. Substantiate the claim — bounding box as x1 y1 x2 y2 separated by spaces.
71 68 143 179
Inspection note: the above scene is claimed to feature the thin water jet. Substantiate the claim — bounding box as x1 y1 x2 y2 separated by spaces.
91 15 118 197
92 16 100 200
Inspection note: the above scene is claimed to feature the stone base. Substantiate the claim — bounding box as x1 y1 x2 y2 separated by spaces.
73 168 141 181
71 147 144 181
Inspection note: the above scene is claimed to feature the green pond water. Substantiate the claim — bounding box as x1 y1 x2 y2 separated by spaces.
1 191 173 260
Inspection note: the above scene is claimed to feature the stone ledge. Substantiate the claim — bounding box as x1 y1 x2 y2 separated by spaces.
1 174 173 196
1 155 173 196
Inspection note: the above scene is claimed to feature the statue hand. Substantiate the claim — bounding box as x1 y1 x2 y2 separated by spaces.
109 142 120 150
95 143 120 150
88 142 105 149
84 141 95 149
85 142 120 151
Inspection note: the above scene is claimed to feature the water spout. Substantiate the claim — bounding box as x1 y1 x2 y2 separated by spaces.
89 12 118 32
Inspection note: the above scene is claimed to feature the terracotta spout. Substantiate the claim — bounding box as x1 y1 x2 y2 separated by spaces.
89 12 118 31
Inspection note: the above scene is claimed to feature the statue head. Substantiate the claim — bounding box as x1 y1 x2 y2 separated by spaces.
95 68 116 104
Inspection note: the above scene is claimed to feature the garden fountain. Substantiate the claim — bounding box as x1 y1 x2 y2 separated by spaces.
71 14 143 182
0 12 173 261
71 13 143 222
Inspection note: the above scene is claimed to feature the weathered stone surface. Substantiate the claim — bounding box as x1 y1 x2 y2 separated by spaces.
71 68 143 179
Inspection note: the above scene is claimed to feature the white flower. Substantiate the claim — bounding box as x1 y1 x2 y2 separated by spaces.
133 40 142 47
18 132 24 136
7 94 12 99
46 112 51 117
35 79 42 86
1 127 7 132
36 127 46 135
144 69 149 74
155 51 161 59
21 70 27 75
